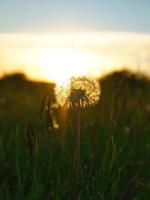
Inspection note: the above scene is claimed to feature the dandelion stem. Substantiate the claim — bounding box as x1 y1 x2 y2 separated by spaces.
73 103 81 200
76 103 81 179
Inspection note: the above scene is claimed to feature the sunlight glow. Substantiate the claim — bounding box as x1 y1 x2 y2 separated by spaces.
0 32 150 81
25 48 101 84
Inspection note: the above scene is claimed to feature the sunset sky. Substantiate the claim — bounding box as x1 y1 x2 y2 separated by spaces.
0 0 150 83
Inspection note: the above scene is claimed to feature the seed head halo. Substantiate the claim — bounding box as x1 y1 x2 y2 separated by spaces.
55 76 101 109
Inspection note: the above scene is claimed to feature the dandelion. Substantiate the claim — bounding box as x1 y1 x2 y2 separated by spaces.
55 76 100 109
55 76 100 200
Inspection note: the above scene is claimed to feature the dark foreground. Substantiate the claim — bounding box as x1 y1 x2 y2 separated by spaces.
0 71 149 200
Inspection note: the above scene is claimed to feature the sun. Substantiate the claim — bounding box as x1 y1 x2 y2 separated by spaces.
28 48 101 84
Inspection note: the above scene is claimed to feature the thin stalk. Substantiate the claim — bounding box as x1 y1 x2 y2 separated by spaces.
76 103 81 179
73 103 81 200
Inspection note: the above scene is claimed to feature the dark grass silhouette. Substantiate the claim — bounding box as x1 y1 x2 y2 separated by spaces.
0 71 149 200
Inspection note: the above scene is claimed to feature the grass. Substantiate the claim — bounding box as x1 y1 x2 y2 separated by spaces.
0 71 149 200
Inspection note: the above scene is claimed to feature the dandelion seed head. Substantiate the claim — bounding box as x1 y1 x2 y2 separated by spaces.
55 76 101 108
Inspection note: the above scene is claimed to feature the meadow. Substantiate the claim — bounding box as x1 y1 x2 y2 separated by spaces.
0 71 149 200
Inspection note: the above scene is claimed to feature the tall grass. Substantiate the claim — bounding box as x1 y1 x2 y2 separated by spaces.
0 71 149 199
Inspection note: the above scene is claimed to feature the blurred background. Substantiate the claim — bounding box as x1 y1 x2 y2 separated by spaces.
0 0 150 83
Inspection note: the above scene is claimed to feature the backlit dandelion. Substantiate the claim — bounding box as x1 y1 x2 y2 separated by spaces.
55 76 100 108
55 76 101 200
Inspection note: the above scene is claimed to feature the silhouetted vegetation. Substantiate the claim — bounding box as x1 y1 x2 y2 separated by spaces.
0 71 149 199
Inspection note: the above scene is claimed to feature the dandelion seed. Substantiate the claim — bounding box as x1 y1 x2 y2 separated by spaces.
55 76 100 108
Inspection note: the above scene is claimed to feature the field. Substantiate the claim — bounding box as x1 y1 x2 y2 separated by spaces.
0 71 149 200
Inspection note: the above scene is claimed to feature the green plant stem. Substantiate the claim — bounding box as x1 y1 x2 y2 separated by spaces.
76 103 81 180
73 104 81 200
